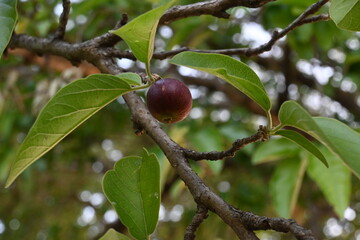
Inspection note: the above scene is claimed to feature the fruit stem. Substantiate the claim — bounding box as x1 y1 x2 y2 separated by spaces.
145 62 155 83
266 110 273 131
131 82 152 91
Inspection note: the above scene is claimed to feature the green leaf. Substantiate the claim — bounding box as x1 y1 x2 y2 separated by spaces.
99 229 131 240
110 0 175 63
170 52 271 111
278 101 360 177
313 117 360 178
6 74 133 187
0 0 18 58
252 137 300 164
278 100 325 138
275 129 327 167
270 157 306 218
330 0 360 31
307 146 351 217
117 72 142 86
278 101 332 153
102 149 160 240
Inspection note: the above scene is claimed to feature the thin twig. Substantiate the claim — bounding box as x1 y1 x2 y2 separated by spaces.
160 0 275 24
184 205 209 240
53 0 71 40
242 0 330 56
192 13 330 57
91 0 274 49
235 208 317 240
7 31 317 237
108 12 330 59
7 1 325 239
300 13 330 24
183 125 268 161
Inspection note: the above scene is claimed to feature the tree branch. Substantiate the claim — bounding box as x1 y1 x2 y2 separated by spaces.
183 125 269 161
121 91 259 240
89 0 275 59
108 1 330 59
52 0 71 40
184 205 209 240
7 2 321 239
160 0 275 24
234 209 317 240
8 33 317 240
41 0 330 62
240 0 330 57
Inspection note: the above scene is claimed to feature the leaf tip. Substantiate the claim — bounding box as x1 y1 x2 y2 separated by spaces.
323 159 329 168
142 147 150 156
5 175 15 188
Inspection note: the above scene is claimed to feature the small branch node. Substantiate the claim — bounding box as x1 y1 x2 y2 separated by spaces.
258 125 269 141
132 119 145 136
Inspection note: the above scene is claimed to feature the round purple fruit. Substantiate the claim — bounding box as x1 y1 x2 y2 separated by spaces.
146 78 192 124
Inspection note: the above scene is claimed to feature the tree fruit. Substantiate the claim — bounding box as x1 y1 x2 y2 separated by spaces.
146 78 192 124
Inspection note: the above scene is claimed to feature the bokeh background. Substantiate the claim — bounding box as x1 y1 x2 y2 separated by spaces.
1 0 360 239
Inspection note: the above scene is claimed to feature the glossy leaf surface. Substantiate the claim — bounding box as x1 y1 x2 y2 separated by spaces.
102 149 160 240
0 0 17 58
270 157 306 218
99 229 131 240
278 101 360 177
252 138 300 164
170 52 271 111
6 74 133 187
313 117 360 178
110 0 175 63
275 129 327 167
330 0 360 31
117 72 142 86
307 146 351 217
278 100 325 137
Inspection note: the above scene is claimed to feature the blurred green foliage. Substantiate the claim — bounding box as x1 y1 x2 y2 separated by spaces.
1 0 360 239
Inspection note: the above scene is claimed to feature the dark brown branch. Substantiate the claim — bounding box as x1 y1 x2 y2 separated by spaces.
167 5 330 57
52 0 71 40
121 92 259 240
77 0 329 61
241 0 330 57
7 2 322 239
234 209 317 240
89 0 274 56
95 60 317 240
107 47 189 60
300 13 330 25
160 0 275 24
109 10 330 59
183 125 269 161
184 205 209 240
8 34 318 240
